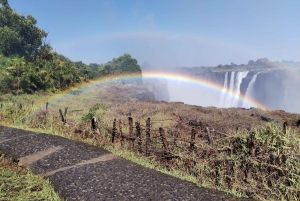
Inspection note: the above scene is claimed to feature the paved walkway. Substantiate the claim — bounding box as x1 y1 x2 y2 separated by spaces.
0 126 251 201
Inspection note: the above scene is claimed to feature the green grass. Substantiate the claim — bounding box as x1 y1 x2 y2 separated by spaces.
0 154 62 201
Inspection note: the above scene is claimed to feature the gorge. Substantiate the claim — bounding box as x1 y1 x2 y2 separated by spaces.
143 59 300 114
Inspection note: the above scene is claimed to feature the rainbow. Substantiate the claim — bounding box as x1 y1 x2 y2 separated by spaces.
42 71 267 110
142 71 267 109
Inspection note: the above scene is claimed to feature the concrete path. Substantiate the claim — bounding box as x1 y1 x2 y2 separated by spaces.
0 126 251 201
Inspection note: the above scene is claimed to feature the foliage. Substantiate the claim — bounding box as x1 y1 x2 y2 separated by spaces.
0 1 142 95
111 53 141 74
82 103 107 122
0 154 62 201
213 58 291 71
0 52 142 94
0 1 47 57
0 53 14 69
174 57 295 73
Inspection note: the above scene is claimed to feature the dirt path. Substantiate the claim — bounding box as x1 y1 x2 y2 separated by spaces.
0 126 251 201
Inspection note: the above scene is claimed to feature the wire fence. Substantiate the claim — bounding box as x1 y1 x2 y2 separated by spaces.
93 116 260 160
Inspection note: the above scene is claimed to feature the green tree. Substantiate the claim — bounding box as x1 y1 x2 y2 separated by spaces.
248 60 255 65
0 69 9 93
111 53 141 74
6 57 25 92
88 63 102 78
0 0 47 57
0 0 9 7
103 62 112 75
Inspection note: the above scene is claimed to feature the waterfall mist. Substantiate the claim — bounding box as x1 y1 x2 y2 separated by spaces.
166 79 220 107
243 73 260 108
220 72 228 107
143 66 300 114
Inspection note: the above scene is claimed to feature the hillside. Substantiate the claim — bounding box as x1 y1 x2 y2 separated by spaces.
1 80 299 200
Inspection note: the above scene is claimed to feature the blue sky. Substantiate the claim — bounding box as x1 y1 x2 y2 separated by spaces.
8 0 300 67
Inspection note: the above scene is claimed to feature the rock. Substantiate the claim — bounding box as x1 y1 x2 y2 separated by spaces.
260 115 273 122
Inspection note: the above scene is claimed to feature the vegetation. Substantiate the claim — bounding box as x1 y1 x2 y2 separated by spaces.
0 1 142 200
0 83 299 201
0 1 141 94
173 58 300 74
106 124 300 201
0 50 141 94
0 153 62 200
0 0 47 57
1 1 300 201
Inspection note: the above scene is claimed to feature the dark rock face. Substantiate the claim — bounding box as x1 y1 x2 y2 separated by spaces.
194 71 227 86
252 69 300 113
254 70 285 110
238 71 259 107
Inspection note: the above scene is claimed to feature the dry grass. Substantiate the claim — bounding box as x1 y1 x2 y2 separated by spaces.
0 153 62 201
1 81 300 200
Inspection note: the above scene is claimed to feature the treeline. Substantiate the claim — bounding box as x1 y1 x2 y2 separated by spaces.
216 58 300 69
0 0 141 94
175 58 300 74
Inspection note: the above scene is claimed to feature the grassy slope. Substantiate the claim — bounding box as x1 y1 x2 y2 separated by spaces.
0 154 62 201
0 81 300 200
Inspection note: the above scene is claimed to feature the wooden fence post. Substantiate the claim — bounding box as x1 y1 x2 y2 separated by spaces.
91 116 100 134
146 118 151 156
136 121 142 153
46 102 49 112
249 132 255 156
112 118 117 143
159 127 169 154
59 108 68 123
206 127 213 146
119 119 123 147
190 127 196 150
128 117 133 150
283 121 288 135
59 109 65 123
64 107 68 123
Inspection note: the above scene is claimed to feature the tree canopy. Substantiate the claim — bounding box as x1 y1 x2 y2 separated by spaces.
0 1 142 94
0 0 47 57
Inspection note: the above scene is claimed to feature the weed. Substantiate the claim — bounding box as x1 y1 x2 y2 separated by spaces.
82 103 107 122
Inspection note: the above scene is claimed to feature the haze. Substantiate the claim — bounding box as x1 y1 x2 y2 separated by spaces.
9 0 300 67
